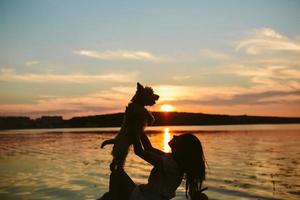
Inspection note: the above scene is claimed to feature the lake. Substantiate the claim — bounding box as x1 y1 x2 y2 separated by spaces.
0 124 300 200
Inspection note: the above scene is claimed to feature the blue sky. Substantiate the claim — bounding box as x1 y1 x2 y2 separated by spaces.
1 0 300 118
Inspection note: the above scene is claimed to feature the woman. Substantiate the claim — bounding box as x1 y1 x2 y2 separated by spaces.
99 132 207 200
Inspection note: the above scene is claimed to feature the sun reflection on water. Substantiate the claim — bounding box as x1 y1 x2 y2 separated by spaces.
163 128 171 152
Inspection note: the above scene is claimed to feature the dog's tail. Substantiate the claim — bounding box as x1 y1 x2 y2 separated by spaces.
100 139 115 148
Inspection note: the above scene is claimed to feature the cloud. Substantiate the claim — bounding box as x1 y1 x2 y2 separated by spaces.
224 64 300 92
2 27 300 118
0 89 132 118
0 68 138 83
213 28 300 95
0 83 252 118
74 49 166 62
1 82 300 118
149 83 300 117
180 90 300 106
152 84 249 102
236 27 300 55
25 60 40 66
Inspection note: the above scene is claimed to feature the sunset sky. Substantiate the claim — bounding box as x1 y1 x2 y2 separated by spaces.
1 0 300 118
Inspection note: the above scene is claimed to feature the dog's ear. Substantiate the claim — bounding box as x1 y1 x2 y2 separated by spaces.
137 82 144 91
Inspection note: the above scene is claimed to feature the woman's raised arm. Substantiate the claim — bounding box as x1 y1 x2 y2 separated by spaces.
140 132 165 155
133 134 163 168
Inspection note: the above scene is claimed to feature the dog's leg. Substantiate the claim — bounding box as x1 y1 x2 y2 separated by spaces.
110 148 129 171
110 158 118 171
116 149 129 171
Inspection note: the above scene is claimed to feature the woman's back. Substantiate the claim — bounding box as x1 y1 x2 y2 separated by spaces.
131 153 183 200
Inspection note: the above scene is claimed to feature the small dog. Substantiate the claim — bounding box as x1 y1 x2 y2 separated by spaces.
101 82 159 171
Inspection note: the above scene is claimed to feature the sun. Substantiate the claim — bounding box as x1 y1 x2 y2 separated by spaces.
160 104 175 112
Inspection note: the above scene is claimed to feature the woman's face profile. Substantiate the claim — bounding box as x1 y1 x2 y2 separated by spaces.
168 135 181 152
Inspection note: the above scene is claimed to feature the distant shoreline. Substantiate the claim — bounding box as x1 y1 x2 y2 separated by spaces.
1 112 300 130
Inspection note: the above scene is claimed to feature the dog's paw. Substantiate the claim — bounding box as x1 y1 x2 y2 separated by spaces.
101 140 108 148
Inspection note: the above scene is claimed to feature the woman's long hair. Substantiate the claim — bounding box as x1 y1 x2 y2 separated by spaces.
173 133 206 199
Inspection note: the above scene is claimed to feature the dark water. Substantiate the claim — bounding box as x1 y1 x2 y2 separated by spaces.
0 124 299 200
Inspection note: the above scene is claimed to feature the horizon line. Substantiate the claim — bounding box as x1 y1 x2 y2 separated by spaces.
1 110 300 120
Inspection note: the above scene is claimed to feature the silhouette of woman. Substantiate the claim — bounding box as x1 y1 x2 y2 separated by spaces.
99 132 207 200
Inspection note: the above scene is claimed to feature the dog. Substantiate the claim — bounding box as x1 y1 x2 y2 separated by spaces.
101 82 159 171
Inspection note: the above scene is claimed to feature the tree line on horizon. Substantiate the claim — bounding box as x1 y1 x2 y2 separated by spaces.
1 112 300 130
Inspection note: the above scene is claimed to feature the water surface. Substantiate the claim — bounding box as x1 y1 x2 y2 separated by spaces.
0 124 299 200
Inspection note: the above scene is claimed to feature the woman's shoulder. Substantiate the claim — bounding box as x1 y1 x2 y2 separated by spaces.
161 153 175 163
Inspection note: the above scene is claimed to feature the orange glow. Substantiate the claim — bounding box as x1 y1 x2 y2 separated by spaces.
163 128 171 152
160 104 175 112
